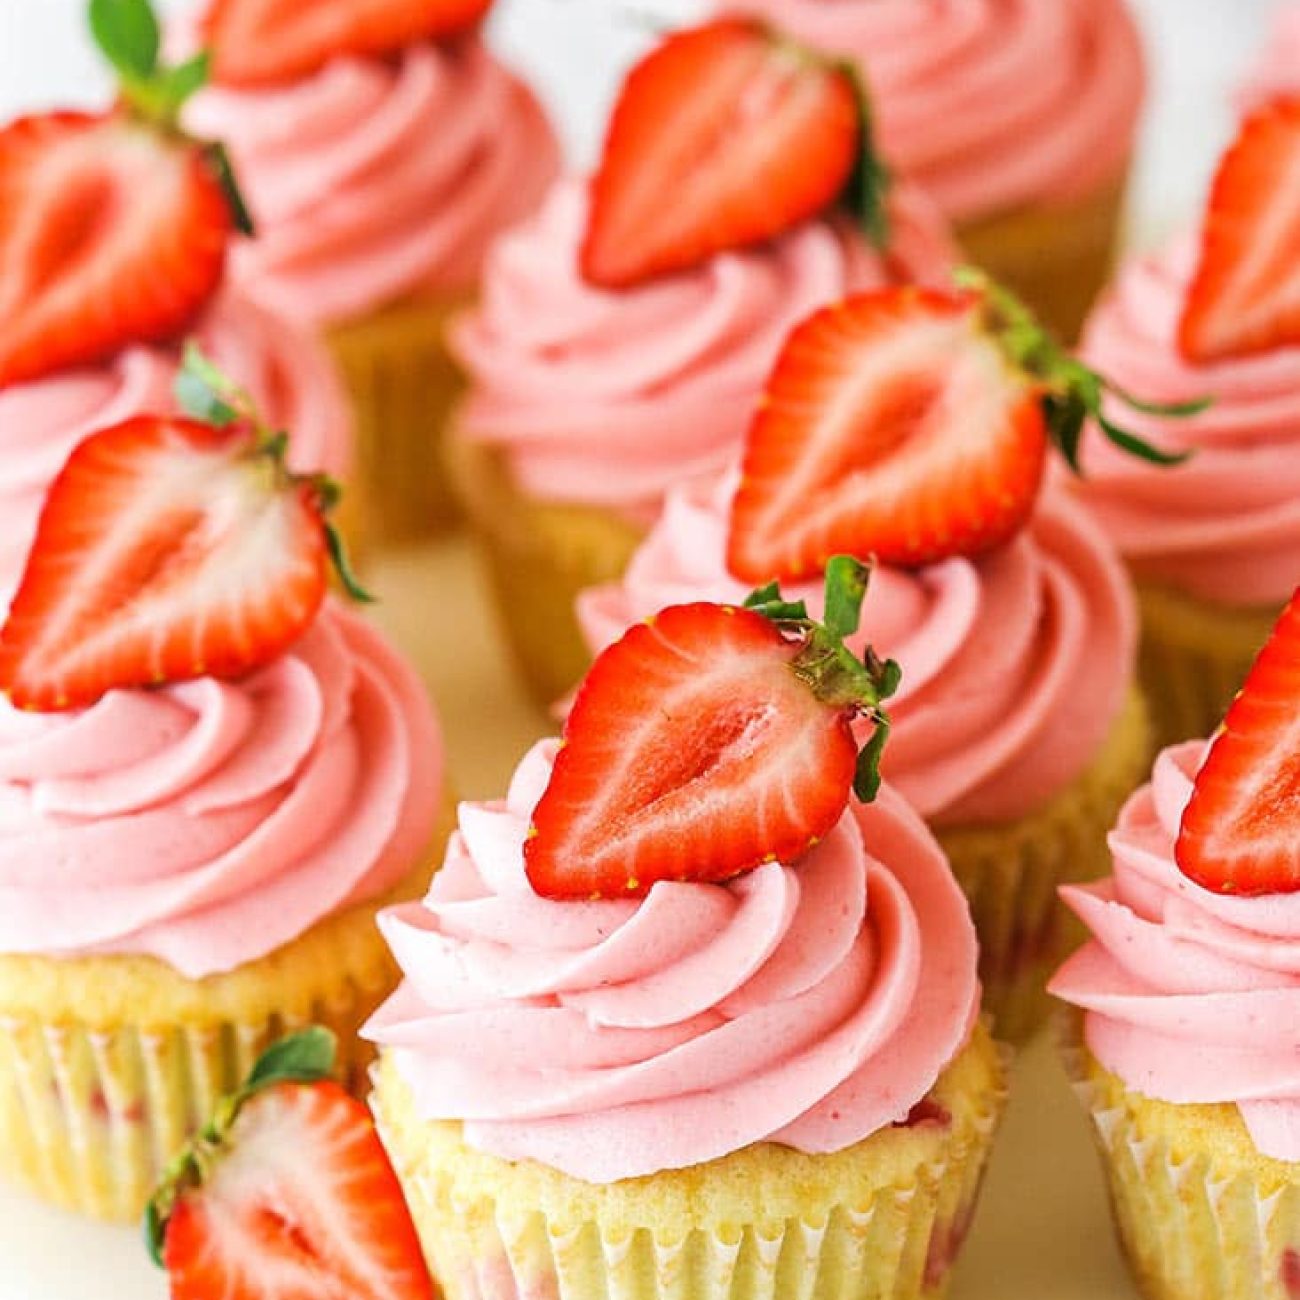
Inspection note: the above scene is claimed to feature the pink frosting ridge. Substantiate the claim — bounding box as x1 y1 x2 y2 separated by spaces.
0 603 442 980
452 177 956 518
1240 6 1300 109
366 740 979 1182
0 288 354 608
1052 741 1300 1163
722 0 1144 222
1074 235 1300 608
186 41 560 324
578 476 1135 828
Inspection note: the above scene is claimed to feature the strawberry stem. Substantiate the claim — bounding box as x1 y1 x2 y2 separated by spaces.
955 266 1208 471
143 1027 337 1267
744 555 900 803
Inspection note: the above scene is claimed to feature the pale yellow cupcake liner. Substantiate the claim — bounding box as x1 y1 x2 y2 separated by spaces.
448 432 647 706
327 293 473 544
1135 581 1279 751
1059 1013 1300 1300
936 687 1152 1044
956 176 1128 344
0 834 448 1223
372 1022 1009 1300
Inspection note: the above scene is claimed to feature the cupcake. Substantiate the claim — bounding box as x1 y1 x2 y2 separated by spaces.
717 0 1146 341
0 8 356 603
451 19 955 703
368 572 1006 1300
1071 101 1300 749
1051 590 1300 1300
185 0 561 541
0 392 448 1223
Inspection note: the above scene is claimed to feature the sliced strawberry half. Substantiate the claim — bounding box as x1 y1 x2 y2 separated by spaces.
206 0 494 87
147 1029 435 1300
525 558 899 900
728 274 1203 582
0 111 235 386
1179 98 1300 362
1176 589 1300 896
581 18 882 289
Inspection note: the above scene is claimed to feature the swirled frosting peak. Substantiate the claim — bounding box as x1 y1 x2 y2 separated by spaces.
723 0 1144 221
0 288 354 609
451 176 956 518
366 740 979 1182
0 604 442 979
186 40 560 323
1075 235 1300 607
1052 740 1300 1162
578 475 1135 827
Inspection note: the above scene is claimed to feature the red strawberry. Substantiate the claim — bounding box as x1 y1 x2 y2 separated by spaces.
0 349 366 711
206 0 494 87
581 19 884 289
728 275 1201 582
147 1029 435 1300
525 558 899 900
0 112 236 387
1179 99 1300 362
1176 588 1300 896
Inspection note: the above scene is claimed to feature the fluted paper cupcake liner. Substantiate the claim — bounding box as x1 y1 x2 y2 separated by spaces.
448 433 647 705
328 293 472 543
1060 1013 1300 1300
373 1024 1008 1300
0 849 442 1224
937 687 1152 1044
956 176 1127 343
1135 582 1278 751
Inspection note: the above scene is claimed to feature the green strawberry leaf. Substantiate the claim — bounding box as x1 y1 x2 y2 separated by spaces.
853 712 890 803
89 0 160 81
822 554 870 640
244 1027 338 1093
841 62 892 251
203 140 256 237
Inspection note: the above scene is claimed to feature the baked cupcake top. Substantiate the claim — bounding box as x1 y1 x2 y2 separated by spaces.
720 0 1144 222
1053 592 1300 1159
580 476 1134 828
1073 106 1300 609
186 39 560 322
0 602 441 979
367 739 977 1181
0 289 353 607
451 177 954 520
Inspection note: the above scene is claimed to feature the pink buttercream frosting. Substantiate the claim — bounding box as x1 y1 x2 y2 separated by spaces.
451 177 956 517
578 476 1135 828
366 740 979 1182
1240 6 1300 110
1052 740 1300 1163
0 603 442 980
0 288 354 608
722 0 1144 222
186 40 560 324
1074 236 1300 608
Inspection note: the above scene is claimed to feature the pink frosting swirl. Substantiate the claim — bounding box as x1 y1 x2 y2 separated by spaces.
0 603 442 980
578 476 1135 827
451 177 956 517
1240 7 1300 110
366 740 978 1181
722 0 1144 222
1052 741 1300 1163
0 289 354 608
186 41 560 324
1074 236 1300 607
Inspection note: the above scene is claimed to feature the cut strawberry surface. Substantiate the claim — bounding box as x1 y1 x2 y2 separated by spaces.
525 558 899 900
0 112 233 387
147 1029 435 1300
1179 99 1300 362
206 0 494 87
1176 588 1300 896
581 19 878 289
728 273 1205 582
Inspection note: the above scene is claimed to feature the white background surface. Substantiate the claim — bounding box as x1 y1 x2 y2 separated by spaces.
0 1 1290 1296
